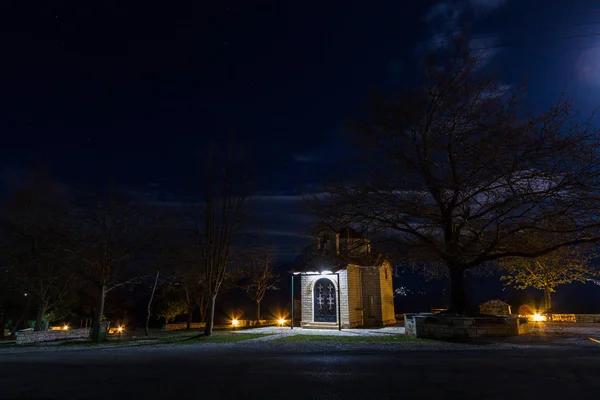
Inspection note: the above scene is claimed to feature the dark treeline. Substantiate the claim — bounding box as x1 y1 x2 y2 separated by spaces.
0 152 287 340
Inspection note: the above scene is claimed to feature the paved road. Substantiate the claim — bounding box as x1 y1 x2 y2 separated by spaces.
1 342 600 399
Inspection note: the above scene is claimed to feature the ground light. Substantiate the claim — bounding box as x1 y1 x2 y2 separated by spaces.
117 326 124 333
231 319 239 327
278 318 285 326
63 325 69 330
532 314 546 322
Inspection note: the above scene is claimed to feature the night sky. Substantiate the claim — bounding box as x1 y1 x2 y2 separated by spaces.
5 0 600 261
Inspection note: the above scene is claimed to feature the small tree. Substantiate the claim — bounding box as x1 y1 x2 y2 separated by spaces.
499 232 599 311
240 247 279 321
157 298 187 324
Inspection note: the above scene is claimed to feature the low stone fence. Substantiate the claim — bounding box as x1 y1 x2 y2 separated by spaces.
573 314 600 323
536 314 600 323
16 328 91 345
163 319 284 332
162 323 206 332
404 313 530 339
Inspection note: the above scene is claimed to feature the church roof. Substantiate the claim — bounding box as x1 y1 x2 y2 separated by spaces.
290 248 387 274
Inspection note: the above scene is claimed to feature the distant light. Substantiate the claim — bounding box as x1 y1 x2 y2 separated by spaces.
278 318 285 326
532 314 546 322
63 325 69 330
321 270 333 275
117 326 124 333
231 319 239 327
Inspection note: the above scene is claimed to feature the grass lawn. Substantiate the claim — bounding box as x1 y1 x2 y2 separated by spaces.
57 331 271 347
274 334 424 343
171 333 270 344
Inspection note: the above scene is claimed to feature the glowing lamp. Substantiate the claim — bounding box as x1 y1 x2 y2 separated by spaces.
231 319 239 327
278 318 285 326
117 326 124 333
532 314 545 322
63 325 69 330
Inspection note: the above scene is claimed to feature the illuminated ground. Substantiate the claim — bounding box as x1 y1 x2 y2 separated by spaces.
1 337 600 399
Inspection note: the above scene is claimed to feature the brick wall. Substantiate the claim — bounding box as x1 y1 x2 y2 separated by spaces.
16 328 91 344
404 314 530 339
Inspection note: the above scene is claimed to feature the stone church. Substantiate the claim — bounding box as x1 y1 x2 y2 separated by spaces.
292 227 396 329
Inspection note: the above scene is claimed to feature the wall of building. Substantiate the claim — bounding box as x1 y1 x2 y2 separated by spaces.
300 273 351 328
346 265 364 327
16 328 91 344
361 267 382 326
379 261 396 325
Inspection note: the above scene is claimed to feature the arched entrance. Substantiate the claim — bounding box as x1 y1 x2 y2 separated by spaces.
313 278 337 323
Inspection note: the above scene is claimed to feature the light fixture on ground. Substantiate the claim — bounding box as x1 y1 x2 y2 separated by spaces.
63 325 69 330
231 319 239 327
532 314 546 322
278 318 285 326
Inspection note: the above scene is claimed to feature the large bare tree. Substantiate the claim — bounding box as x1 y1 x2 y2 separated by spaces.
193 145 248 336
71 188 149 340
314 39 600 314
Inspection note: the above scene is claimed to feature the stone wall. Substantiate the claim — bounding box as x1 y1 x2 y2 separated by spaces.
346 265 364 327
379 261 396 325
480 300 512 316
300 273 352 328
298 265 396 329
162 319 285 332
542 314 600 323
162 323 206 332
404 314 530 339
361 267 382 326
16 328 91 344
574 314 600 323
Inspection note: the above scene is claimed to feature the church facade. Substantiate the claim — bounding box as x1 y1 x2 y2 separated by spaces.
293 228 396 329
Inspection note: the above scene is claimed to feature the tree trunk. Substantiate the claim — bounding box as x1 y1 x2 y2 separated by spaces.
0 313 5 338
184 287 195 330
256 301 261 321
204 294 217 336
92 285 106 343
186 307 195 330
34 300 49 332
543 287 552 312
198 293 208 323
448 267 468 315
145 271 160 337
